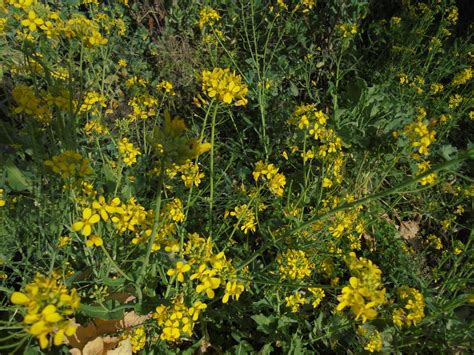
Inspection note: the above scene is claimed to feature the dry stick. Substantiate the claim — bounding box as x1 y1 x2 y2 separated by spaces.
237 149 473 271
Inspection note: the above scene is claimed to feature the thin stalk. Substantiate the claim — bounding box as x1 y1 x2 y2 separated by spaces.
208 103 219 236
136 162 165 296
99 244 133 282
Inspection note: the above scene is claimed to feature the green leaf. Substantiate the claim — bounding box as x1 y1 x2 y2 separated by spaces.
289 82 299 97
251 314 275 334
439 144 458 161
79 303 133 320
102 277 126 287
5 161 32 191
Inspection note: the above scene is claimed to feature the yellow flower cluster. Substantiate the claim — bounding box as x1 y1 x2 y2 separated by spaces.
157 80 176 96
118 138 141 166
285 287 325 313
44 151 93 180
448 94 463 108
285 292 307 312
417 160 437 186
12 84 51 123
399 74 426 94
125 325 146 353
328 207 365 250
426 234 443 250
364 330 383 352
452 67 472 86
337 23 358 39
277 249 314 280
166 159 205 188
308 287 325 308
446 6 458 24
336 252 386 323
154 297 207 342
430 83 444 94
127 93 158 122
162 198 185 223
253 161 286 197
403 118 436 158
10 274 80 349
180 233 247 303
199 68 248 106
129 197 185 252
61 15 109 47
392 286 425 327
0 188 6 207
58 235 72 248
198 7 220 29
84 120 108 136
125 76 148 88
289 104 344 188
80 91 107 113
225 204 257 234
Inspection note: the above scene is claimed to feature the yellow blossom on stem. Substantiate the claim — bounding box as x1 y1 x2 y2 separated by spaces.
167 261 191 282
10 274 80 349
72 208 100 237
199 68 248 106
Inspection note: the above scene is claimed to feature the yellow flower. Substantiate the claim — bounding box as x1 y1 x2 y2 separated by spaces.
193 268 221 299
85 234 103 247
58 236 72 248
225 204 257 234
72 208 100 237
10 274 80 349
285 292 308 313
392 287 425 327
364 330 382 352
198 7 221 29
222 281 245 303
167 261 191 282
336 253 386 323
21 10 44 32
118 138 141 166
277 249 314 280
157 80 176 95
0 189 6 207
199 68 248 106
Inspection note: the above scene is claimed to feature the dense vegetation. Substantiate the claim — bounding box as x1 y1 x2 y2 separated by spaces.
0 0 472 353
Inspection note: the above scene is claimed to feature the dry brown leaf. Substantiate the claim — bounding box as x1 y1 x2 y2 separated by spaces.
107 339 132 354
82 337 105 355
399 220 420 240
66 310 152 352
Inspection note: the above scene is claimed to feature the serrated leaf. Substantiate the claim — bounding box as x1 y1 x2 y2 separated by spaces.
440 144 458 161
251 314 275 334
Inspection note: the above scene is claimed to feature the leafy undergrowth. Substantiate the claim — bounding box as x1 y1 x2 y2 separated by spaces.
0 0 472 354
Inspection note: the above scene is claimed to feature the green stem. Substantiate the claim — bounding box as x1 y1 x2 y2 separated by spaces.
136 162 165 296
208 103 219 236
100 244 133 282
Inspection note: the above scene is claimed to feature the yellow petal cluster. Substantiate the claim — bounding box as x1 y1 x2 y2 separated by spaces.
199 68 248 106
10 274 80 349
336 252 386 323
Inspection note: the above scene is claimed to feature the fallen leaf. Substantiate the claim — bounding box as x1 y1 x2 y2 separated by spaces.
107 339 132 354
82 337 105 355
399 220 420 240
